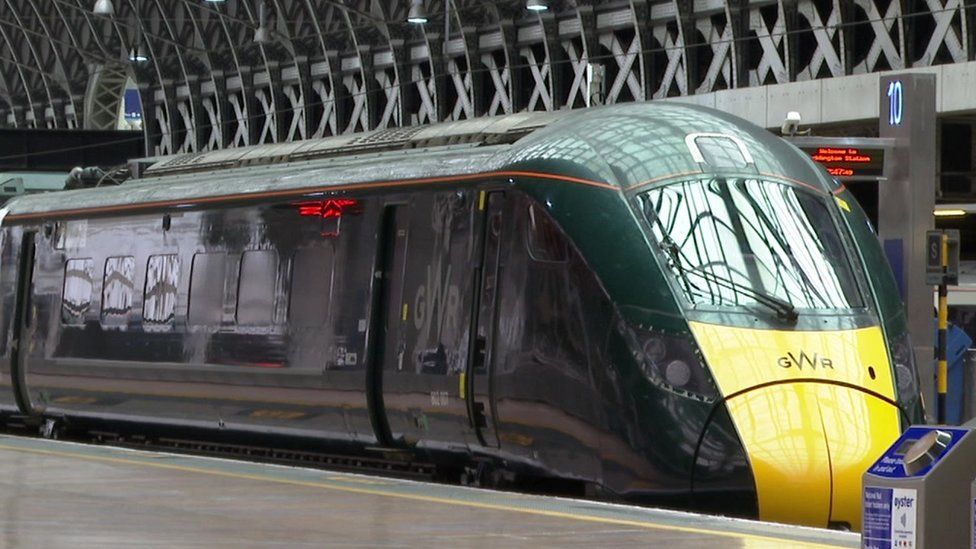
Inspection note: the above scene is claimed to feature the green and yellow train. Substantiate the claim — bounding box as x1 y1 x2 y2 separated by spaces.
0 102 922 529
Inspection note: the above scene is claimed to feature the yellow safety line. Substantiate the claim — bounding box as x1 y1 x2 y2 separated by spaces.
939 234 949 395
0 442 849 548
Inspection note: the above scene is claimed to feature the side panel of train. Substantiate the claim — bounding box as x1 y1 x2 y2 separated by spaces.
0 184 670 492
0 226 26 414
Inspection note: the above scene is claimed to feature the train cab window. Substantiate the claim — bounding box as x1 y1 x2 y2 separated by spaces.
237 250 277 326
143 254 180 325
101 256 135 326
188 253 227 326
641 178 864 311
62 258 94 325
289 246 334 327
526 204 568 262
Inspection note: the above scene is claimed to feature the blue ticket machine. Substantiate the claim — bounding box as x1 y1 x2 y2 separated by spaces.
862 426 976 548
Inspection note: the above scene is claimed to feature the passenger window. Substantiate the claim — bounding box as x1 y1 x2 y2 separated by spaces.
101 256 135 325
62 258 94 325
188 253 227 326
526 204 568 262
143 254 180 325
237 250 277 325
289 246 334 327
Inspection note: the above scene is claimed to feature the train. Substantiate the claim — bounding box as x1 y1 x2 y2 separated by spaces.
0 103 922 530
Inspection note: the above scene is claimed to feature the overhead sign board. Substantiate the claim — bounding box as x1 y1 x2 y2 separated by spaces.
800 145 886 179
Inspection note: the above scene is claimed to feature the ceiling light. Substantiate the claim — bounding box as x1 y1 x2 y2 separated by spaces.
93 0 114 15
526 0 548 11
934 209 967 218
254 3 271 44
129 44 148 63
407 0 427 24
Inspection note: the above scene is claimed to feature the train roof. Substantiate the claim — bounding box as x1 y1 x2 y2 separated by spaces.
3 102 831 221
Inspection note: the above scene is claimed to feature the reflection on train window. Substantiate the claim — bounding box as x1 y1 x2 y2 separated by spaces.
62 258 94 325
237 250 277 326
641 178 863 310
143 254 180 325
101 256 135 326
526 204 568 262
692 135 750 169
188 253 226 326
52 222 65 250
56 220 87 250
289 246 334 327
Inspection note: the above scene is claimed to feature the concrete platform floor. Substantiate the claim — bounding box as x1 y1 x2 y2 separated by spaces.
0 434 858 548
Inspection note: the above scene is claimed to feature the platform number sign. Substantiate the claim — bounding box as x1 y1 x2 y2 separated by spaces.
887 81 904 126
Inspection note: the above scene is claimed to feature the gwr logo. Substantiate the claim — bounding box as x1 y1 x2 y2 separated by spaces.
777 351 834 370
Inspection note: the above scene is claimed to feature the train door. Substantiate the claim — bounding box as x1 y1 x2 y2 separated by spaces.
467 192 504 447
366 205 408 447
10 230 37 415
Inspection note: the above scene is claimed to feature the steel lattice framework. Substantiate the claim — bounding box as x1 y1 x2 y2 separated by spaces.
0 0 973 156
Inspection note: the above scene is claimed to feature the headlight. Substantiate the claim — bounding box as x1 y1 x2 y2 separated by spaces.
638 331 719 401
890 331 923 412
665 360 692 386
642 337 667 362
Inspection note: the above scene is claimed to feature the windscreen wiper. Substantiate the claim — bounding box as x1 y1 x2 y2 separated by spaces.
735 191 831 308
660 238 799 323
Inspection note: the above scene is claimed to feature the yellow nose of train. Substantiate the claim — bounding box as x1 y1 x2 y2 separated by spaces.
690 322 903 530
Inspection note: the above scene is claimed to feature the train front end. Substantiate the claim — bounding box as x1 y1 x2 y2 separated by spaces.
638 174 922 530
500 102 921 529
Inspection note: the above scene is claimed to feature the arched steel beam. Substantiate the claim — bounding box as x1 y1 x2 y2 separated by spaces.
44 1 101 127
242 0 292 144
14 0 83 126
145 0 201 152
179 0 250 148
564 2 600 107
0 60 20 127
29 0 92 122
672 0 695 96
300 0 343 138
175 1 217 148
339 0 382 133
2 0 62 126
479 2 519 116
444 0 479 120
358 0 404 129
302 0 371 134
520 5 560 112
271 0 324 139
115 0 178 155
0 11 40 126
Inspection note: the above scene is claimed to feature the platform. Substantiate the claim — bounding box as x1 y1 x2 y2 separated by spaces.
0 435 858 548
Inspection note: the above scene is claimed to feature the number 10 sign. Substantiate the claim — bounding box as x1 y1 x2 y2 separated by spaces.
887 80 903 126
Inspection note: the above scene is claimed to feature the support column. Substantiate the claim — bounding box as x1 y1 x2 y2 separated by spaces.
878 73 937 421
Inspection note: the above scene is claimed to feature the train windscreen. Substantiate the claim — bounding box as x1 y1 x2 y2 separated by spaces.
640 178 863 312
